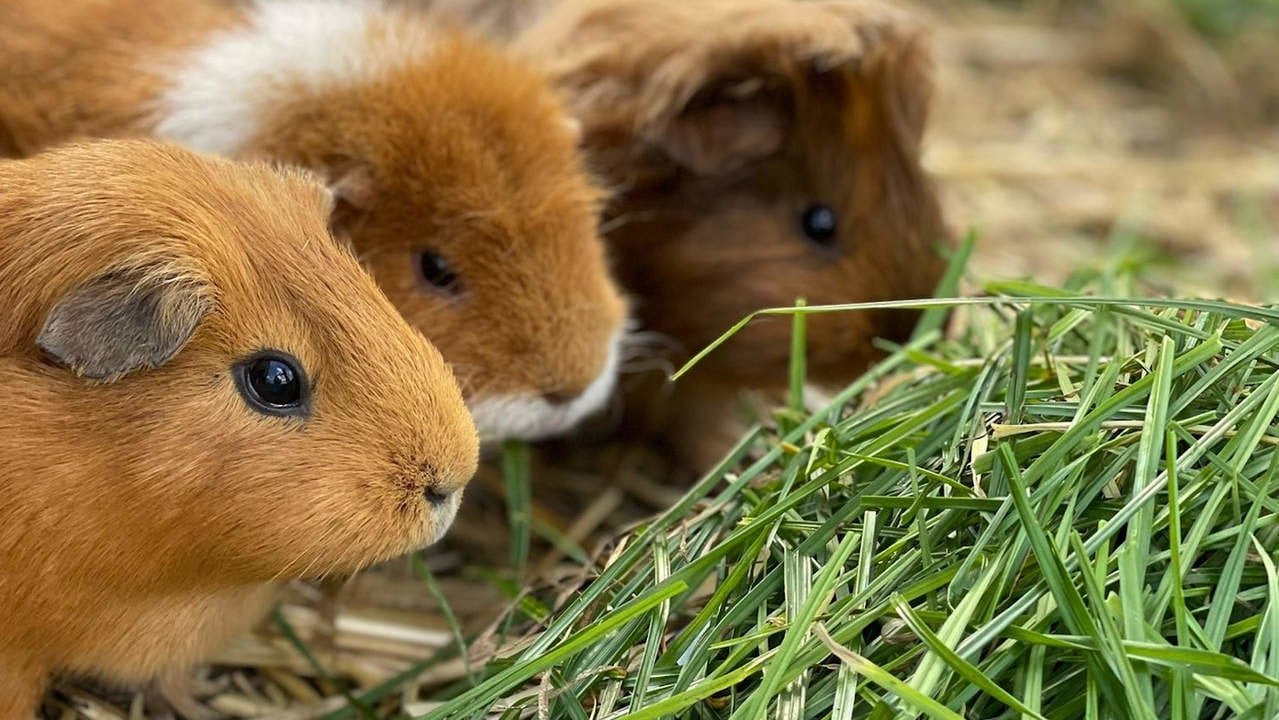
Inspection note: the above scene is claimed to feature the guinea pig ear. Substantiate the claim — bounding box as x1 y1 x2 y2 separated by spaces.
319 156 374 239
877 30 935 152
563 116 583 145
37 263 211 381
647 83 787 176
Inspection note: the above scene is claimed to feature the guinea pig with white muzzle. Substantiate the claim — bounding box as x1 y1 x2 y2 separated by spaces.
427 0 952 469
0 0 628 443
0 140 479 717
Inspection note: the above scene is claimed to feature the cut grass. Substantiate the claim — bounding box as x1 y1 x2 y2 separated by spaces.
418 262 1279 718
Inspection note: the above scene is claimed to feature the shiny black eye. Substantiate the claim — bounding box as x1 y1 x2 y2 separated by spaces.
236 352 306 416
800 204 838 245
418 250 460 293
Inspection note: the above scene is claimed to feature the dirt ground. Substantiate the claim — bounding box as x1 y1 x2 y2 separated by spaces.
52 2 1279 717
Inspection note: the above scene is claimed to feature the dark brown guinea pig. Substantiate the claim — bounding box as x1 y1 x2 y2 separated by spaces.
0 140 478 716
432 0 951 468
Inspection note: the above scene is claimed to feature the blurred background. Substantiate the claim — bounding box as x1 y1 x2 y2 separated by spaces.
923 0 1278 299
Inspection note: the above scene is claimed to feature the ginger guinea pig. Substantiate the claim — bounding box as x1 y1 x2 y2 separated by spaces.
0 140 478 716
0 0 627 442
433 0 950 465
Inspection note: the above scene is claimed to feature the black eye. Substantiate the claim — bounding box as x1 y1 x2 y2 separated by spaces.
418 250 460 293
237 353 306 416
800 204 838 245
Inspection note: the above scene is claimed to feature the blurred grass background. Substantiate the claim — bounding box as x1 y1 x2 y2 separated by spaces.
920 0 1277 300
1171 0 1278 38
986 0 1279 39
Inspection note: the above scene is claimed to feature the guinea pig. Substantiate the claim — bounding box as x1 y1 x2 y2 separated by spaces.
429 0 951 467
0 140 479 717
0 0 628 442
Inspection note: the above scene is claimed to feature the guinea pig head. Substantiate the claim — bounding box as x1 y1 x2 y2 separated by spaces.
523 0 950 389
0 141 478 589
245 31 627 442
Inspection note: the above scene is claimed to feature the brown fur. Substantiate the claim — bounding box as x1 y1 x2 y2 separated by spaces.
251 37 624 405
0 0 232 151
0 140 478 717
0 0 626 432
433 0 951 466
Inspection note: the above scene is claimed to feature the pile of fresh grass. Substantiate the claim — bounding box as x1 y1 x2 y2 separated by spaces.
406 259 1279 718
54 254 1279 717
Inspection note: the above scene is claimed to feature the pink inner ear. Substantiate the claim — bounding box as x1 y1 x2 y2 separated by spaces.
653 95 786 176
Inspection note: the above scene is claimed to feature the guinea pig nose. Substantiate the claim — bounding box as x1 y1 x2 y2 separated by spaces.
424 485 451 506
418 462 452 506
541 389 577 405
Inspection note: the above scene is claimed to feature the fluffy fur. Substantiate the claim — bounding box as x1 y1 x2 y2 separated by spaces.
154 0 436 155
430 0 951 466
0 140 479 716
0 0 627 441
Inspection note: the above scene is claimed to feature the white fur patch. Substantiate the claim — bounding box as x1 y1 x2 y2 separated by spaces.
426 492 462 546
468 334 623 441
154 0 433 154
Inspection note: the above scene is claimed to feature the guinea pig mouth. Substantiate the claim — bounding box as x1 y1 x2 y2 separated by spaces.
467 338 622 442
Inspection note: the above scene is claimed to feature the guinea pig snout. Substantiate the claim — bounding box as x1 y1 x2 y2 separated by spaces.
396 460 465 506
416 462 452 506
538 329 624 404
424 488 449 506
